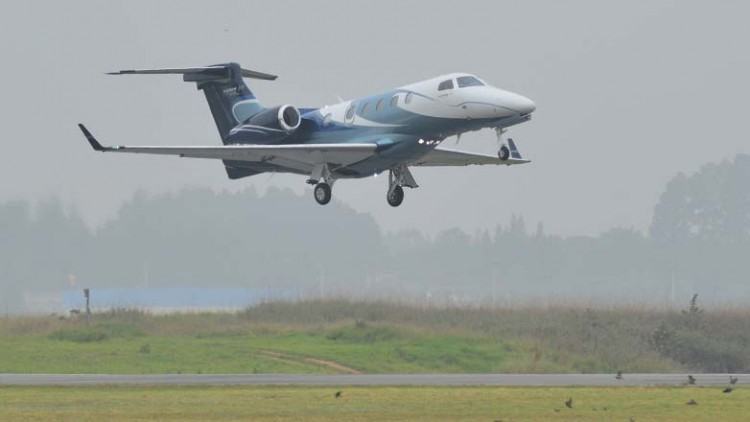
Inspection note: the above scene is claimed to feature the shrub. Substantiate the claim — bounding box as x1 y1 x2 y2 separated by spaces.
48 322 144 343
326 323 401 343
49 328 109 343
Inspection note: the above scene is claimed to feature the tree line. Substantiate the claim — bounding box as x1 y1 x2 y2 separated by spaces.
1 155 749 312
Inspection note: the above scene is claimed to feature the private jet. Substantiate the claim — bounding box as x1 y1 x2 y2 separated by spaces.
79 63 535 206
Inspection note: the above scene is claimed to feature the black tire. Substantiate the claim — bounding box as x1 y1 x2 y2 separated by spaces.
387 185 404 207
498 145 511 161
314 183 332 205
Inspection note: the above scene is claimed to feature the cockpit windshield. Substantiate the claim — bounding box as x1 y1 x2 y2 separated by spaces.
457 76 484 88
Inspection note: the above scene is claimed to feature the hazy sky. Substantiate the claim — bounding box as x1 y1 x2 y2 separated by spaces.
0 0 747 236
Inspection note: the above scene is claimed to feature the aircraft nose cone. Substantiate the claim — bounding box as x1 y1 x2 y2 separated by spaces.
507 94 535 115
496 89 536 115
516 96 536 115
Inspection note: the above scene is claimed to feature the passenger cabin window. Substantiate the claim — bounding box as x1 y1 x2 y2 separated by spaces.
438 79 454 91
457 76 484 88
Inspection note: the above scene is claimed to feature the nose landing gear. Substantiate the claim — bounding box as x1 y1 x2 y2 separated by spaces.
498 145 510 161
495 128 511 162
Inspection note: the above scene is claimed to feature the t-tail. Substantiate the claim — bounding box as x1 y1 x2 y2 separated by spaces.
108 63 277 179
108 63 276 142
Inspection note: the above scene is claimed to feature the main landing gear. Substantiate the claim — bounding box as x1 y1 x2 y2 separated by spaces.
308 164 419 207
386 165 418 207
387 185 404 207
308 163 336 206
313 182 332 205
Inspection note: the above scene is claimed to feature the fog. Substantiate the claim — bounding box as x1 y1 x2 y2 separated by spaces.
1 1 749 313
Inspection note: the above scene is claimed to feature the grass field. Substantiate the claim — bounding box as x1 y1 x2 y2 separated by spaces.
0 322 551 374
0 385 746 421
0 300 747 374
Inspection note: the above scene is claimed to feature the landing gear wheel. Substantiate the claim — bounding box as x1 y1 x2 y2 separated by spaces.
314 183 332 205
498 145 510 161
387 185 404 207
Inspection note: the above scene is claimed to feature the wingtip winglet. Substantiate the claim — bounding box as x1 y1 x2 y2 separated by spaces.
78 123 105 151
507 138 524 160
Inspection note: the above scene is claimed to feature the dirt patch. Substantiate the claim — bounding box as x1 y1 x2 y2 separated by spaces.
258 350 362 374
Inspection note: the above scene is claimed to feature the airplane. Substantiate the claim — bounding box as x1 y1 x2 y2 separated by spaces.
78 62 535 207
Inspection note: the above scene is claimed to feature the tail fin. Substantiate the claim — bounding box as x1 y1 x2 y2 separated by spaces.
108 63 277 142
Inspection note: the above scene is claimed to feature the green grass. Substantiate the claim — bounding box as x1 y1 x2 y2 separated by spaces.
0 385 746 421
0 322 549 374
1 299 747 374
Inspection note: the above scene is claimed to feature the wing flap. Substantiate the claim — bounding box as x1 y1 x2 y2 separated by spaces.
106 144 376 166
78 124 376 171
412 147 530 167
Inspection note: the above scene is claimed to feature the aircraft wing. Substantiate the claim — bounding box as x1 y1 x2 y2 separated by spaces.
412 145 530 167
78 124 376 172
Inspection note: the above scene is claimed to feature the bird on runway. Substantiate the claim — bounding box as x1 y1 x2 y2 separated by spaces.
730 376 738 385
334 391 342 398
686 399 698 405
615 370 623 380
564 398 573 409
687 375 696 385
723 387 733 394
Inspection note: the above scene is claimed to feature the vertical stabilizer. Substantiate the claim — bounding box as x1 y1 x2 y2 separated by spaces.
108 63 277 142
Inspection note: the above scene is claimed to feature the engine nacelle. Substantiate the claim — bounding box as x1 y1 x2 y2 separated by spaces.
247 104 301 133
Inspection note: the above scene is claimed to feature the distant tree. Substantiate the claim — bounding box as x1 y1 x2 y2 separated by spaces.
651 154 750 243
534 221 545 238
681 293 704 330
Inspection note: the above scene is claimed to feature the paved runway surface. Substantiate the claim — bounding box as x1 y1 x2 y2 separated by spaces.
0 373 746 387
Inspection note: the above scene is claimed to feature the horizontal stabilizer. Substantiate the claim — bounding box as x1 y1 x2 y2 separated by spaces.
107 65 277 81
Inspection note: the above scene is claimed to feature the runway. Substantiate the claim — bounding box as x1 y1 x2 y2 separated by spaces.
0 373 745 387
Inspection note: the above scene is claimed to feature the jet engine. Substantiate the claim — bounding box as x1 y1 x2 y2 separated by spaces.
247 104 301 133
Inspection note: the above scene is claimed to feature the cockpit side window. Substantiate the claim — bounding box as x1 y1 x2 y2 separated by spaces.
438 79 454 91
457 76 484 88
